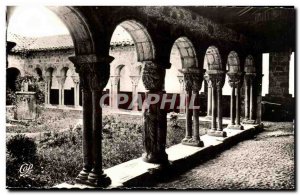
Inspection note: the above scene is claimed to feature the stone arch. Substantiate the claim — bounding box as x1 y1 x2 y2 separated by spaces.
111 20 155 62
227 51 241 72
7 6 95 55
172 37 198 68
34 67 43 81
205 46 222 71
6 67 21 91
60 67 69 77
115 64 125 76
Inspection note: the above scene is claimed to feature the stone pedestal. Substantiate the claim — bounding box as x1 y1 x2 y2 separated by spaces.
15 91 37 121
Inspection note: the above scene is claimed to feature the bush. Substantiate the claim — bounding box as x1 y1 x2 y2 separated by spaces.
7 134 37 163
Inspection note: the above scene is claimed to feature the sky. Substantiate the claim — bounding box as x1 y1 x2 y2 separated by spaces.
7 6 132 42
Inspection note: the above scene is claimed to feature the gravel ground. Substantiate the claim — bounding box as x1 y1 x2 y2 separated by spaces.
156 122 295 190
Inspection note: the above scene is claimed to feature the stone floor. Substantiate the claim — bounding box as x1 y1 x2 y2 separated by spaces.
155 122 294 190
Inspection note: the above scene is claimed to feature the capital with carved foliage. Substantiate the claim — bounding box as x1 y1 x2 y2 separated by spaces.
142 61 165 92
206 70 226 89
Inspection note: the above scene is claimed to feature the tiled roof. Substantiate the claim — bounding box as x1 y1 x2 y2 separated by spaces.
7 32 134 52
7 33 73 52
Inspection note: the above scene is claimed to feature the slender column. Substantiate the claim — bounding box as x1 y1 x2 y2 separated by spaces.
236 83 242 126
207 72 226 137
230 85 236 125
130 75 140 111
47 80 51 104
61 77 66 106
142 61 168 164
110 75 120 109
181 74 193 142
211 85 217 130
249 78 254 120
56 76 62 106
207 86 212 117
217 84 223 131
76 75 93 182
69 55 113 187
256 74 264 124
244 78 250 119
44 75 51 105
72 75 80 107
177 75 185 114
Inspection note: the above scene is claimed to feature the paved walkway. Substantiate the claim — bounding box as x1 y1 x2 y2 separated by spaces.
155 122 294 190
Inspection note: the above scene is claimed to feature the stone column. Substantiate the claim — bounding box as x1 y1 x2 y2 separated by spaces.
130 75 141 111
207 71 227 137
142 61 168 164
243 74 256 124
256 74 264 124
72 75 80 107
244 77 250 120
180 68 204 147
44 75 51 105
177 75 185 114
56 76 66 107
110 75 120 109
226 72 244 130
204 74 212 119
69 55 114 187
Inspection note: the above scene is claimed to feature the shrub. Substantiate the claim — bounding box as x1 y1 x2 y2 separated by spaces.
7 134 37 163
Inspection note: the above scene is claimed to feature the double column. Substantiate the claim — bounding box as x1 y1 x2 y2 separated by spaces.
141 61 168 164
204 74 212 119
226 72 244 130
69 55 114 187
206 70 227 137
71 75 80 107
110 75 120 109
180 68 204 147
243 73 256 124
44 75 52 105
177 75 185 114
56 76 66 107
129 75 141 111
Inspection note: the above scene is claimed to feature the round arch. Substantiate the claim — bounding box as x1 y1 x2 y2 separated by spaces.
7 6 95 55
171 37 198 68
111 20 155 62
227 51 241 72
205 46 222 71
6 67 21 91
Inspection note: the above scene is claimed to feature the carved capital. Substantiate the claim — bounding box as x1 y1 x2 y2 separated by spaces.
206 70 226 88
110 75 120 86
56 76 66 86
89 63 111 91
227 71 243 88
142 61 165 91
179 68 204 92
71 75 80 84
130 75 141 86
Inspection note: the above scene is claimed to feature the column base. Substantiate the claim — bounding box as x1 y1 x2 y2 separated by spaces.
182 137 204 147
226 124 244 130
87 171 111 187
242 119 255 124
207 129 227 137
75 169 90 185
142 152 169 165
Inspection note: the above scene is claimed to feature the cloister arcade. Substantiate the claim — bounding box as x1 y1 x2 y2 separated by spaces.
6 6 294 187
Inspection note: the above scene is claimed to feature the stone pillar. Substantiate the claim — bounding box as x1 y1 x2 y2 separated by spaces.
226 72 244 130
179 68 204 147
130 75 141 111
110 75 120 109
69 55 114 187
244 78 250 120
243 74 256 124
141 61 168 164
256 74 264 124
177 75 185 114
207 71 227 137
72 75 80 107
56 76 66 107
204 75 212 119
44 75 51 105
